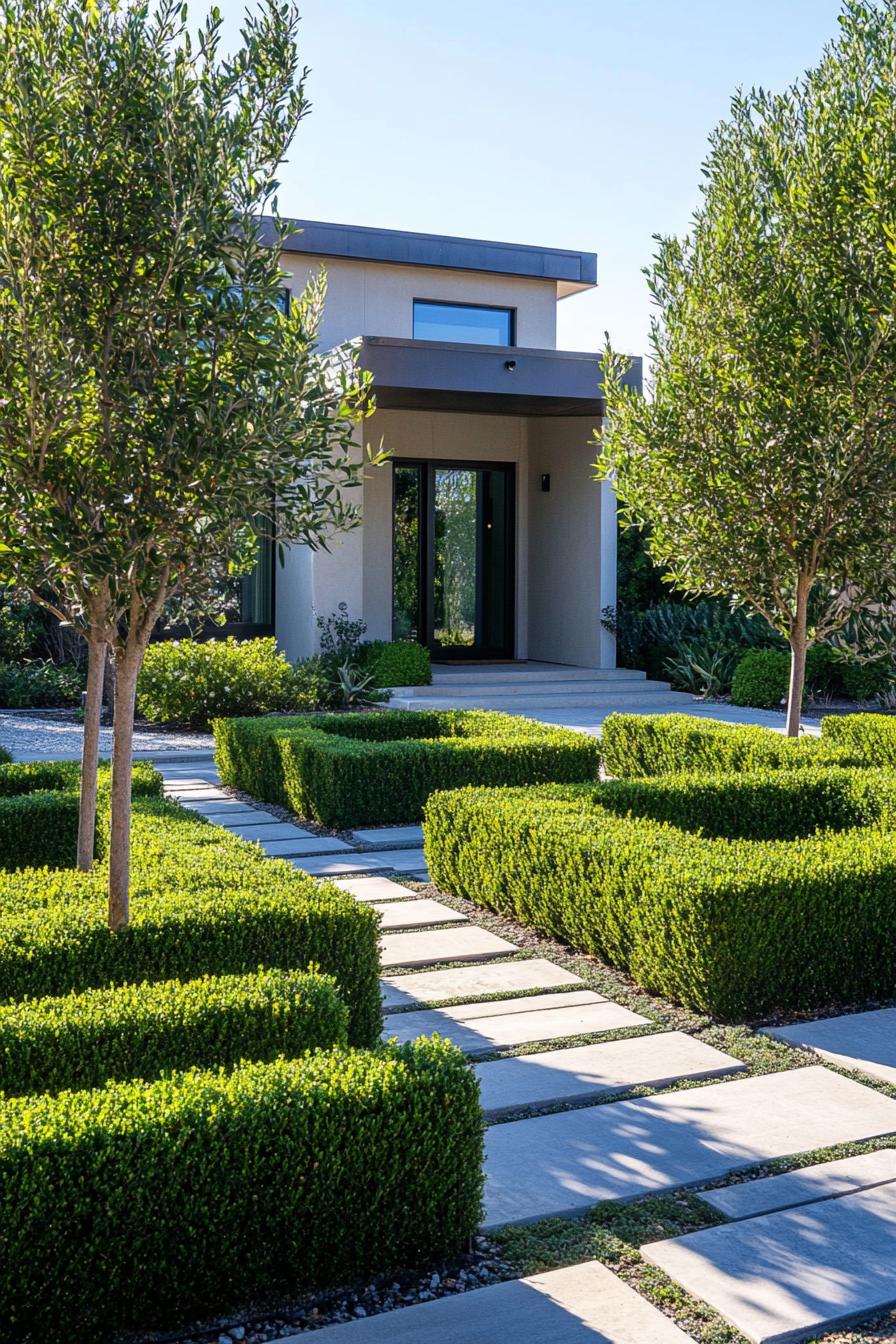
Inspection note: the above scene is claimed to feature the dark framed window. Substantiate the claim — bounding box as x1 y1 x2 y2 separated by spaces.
412 299 514 347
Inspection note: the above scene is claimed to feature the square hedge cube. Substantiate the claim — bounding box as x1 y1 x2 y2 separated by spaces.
213 710 601 829
424 767 896 1018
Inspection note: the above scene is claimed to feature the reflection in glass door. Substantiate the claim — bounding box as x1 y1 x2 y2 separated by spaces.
433 468 477 647
392 461 514 659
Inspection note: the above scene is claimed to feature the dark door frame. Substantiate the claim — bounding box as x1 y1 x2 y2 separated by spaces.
391 457 516 660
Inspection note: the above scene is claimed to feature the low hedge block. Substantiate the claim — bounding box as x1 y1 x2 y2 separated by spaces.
601 712 851 778
0 759 162 798
0 763 163 871
214 709 601 827
822 712 896 767
0 791 82 871
0 1038 483 1343
0 968 347 1098
0 802 381 1047
424 768 896 1018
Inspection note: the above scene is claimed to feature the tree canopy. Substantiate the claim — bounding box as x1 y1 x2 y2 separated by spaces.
0 0 375 921
598 0 896 734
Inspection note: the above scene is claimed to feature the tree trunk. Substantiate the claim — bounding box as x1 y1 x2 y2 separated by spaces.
786 579 811 738
76 633 106 871
103 646 116 721
107 646 141 930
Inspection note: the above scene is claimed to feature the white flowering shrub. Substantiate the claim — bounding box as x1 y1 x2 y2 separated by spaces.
137 637 306 728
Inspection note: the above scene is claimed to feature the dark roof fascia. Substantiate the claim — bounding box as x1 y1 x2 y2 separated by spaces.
260 217 597 290
357 336 640 418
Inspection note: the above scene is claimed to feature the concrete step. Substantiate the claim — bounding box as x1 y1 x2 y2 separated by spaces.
429 665 649 684
388 691 694 712
397 677 673 699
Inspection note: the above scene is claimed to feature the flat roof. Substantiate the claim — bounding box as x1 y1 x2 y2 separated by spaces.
261 217 597 296
357 337 641 417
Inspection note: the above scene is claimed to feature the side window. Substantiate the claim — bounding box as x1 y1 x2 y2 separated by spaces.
412 300 514 346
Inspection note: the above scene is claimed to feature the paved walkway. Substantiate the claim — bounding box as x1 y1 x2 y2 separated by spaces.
156 760 896 1344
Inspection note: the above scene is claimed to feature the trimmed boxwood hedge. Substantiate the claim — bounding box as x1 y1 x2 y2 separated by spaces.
0 1038 483 1344
0 968 347 1098
0 790 83 870
0 761 163 871
0 759 162 797
0 801 381 1047
601 712 851 778
214 709 601 827
424 768 896 1018
822 712 896 766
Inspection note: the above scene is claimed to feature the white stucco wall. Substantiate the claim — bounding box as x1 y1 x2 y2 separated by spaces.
278 254 558 351
527 416 611 668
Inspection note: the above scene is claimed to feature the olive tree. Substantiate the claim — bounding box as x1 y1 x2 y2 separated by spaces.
0 0 374 924
597 0 896 735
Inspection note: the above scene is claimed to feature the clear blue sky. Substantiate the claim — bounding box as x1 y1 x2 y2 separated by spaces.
218 0 843 360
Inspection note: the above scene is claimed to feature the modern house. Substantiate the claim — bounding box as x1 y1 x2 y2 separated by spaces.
241 218 642 672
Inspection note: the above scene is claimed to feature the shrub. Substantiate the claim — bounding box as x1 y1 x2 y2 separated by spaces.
0 801 381 1047
214 709 601 828
0 968 346 1098
730 648 791 708
360 639 431 687
0 763 163 871
0 748 9 767
822 712 896 766
0 660 83 708
424 768 896 1018
601 712 849 778
839 657 893 701
137 637 304 728
0 1038 483 1344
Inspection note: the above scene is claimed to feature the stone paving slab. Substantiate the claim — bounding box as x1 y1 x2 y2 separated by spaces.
476 1032 746 1117
183 808 280 827
763 1007 896 1087
161 775 221 788
482 1066 896 1228
365 847 428 872
221 821 325 844
394 988 606 1021
177 797 263 816
372 899 468 931
334 876 417 902
380 958 584 1009
383 993 646 1055
164 786 229 802
701 1148 896 1222
380 927 517 969
350 824 424 847
644 1179 896 1343
294 1259 692 1342
259 835 353 857
291 853 392 877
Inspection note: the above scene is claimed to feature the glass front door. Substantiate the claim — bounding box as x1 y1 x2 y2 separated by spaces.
392 460 514 659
